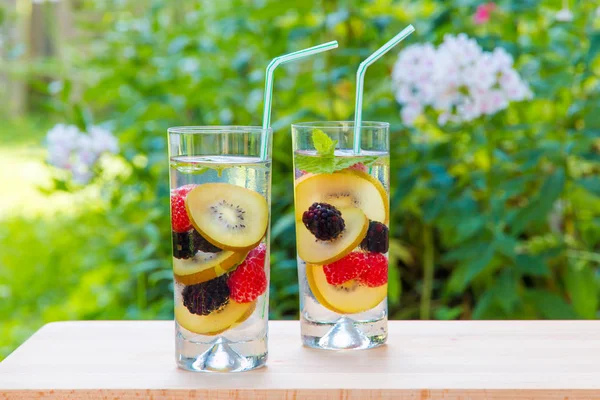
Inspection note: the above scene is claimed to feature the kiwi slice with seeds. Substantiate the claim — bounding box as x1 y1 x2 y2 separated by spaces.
173 249 247 285
175 300 256 336
296 207 368 265
307 264 387 314
295 170 389 224
185 183 269 251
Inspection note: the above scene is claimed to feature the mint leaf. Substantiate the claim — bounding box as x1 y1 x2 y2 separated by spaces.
334 156 380 171
294 129 385 174
312 129 337 156
295 154 383 174
295 153 336 174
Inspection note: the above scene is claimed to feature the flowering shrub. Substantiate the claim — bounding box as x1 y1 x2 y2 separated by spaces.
473 3 497 25
392 34 531 126
2 1 599 361
46 124 119 184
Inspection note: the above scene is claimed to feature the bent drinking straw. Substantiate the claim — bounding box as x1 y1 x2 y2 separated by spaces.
260 40 339 160
352 25 415 154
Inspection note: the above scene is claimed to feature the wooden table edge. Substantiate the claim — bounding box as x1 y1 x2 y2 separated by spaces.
2 388 600 400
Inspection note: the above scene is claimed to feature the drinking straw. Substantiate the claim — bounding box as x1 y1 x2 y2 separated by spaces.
353 25 415 154
260 41 339 160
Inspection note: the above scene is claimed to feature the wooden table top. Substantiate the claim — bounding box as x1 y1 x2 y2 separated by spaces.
0 320 599 399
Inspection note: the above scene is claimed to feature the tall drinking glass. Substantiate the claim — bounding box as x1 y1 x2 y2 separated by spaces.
291 121 389 350
168 126 272 372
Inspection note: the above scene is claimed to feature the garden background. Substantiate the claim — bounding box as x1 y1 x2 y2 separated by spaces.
1 0 599 360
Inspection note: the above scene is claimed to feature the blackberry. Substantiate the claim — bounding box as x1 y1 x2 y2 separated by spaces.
360 221 389 253
302 202 345 241
173 229 222 259
191 229 222 253
172 231 194 259
182 275 230 316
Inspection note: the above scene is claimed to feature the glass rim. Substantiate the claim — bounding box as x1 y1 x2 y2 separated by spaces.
291 121 389 130
168 126 272 135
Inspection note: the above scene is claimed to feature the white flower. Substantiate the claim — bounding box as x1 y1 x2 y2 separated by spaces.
47 124 80 149
490 47 514 72
71 163 93 185
46 123 119 185
89 125 119 154
400 103 423 126
555 8 574 22
392 34 532 126
46 124 80 169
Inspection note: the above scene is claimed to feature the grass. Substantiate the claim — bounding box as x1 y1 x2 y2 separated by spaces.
0 116 119 359
0 117 100 218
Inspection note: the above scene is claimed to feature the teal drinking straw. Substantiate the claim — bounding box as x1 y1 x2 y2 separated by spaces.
353 25 415 154
260 41 339 160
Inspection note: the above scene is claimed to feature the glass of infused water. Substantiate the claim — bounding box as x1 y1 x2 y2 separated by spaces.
168 126 272 372
291 121 389 350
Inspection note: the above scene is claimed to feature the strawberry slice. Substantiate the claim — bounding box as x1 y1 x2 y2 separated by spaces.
357 253 388 287
347 162 368 173
322 252 369 285
227 243 267 303
171 184 196 233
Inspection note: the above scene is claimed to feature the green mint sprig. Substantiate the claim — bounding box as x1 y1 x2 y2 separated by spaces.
294 129 381 174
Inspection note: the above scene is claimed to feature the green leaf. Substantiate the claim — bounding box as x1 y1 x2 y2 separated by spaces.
447 246 494 293
312 129 336 156
294 129 384 174
494 233 518 259
294 153 383 175
333 156 380 171
463 247 495 287
587 32 600 64
565 263 598 319
472 290 495 319
511 169 565 235
387 258 401 306
434 305 463 320
441 241 488 263
493 269 519 314
271 213 295 240
422 189 449 223
527 290 578 319
294 153 335 174
577 177 600 197
515 254 549 276
454 217 486 243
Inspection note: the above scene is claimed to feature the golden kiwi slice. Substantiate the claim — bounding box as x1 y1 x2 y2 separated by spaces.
295 170 389 223
175 300 256 336
173 250 247 285
185 183 268 251
297 207 368 265
307 264 387 314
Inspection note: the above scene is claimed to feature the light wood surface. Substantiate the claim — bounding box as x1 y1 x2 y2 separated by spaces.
1 320 599 399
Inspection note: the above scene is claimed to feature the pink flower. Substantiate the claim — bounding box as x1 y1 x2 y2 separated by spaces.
474 3 497 25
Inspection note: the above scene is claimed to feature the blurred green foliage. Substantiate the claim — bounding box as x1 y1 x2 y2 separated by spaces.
1 0 600 359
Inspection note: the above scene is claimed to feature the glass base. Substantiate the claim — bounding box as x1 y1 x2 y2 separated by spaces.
176 333 267 372
301 315 387 350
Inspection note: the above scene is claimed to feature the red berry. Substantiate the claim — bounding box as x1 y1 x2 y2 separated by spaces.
227 243 268 303
295 170 308 179
174 184 196 196
358 253 388 287
348 163 368 173
322 252 369 285
171 185 196 233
